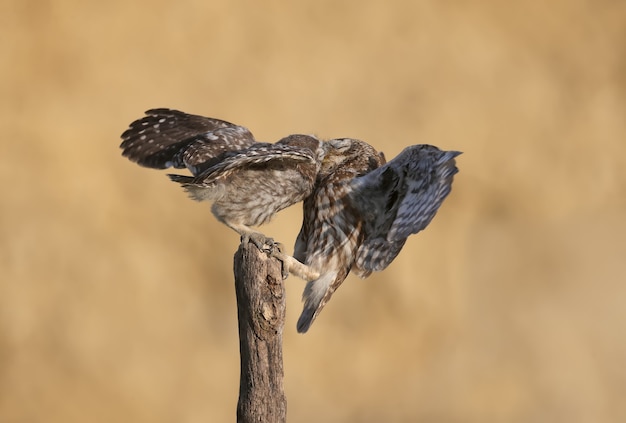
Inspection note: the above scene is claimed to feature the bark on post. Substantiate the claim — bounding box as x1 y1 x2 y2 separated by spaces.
234 241 287 423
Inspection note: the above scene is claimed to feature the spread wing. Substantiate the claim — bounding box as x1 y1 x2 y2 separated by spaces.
169 142 319 186
349 145 461 272
120 108 256 174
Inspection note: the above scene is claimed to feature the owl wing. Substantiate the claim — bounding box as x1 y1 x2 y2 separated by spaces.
120 108 256 174
350 145 461 272
169 142 319 185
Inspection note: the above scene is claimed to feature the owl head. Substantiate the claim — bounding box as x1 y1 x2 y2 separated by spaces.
320 138 385 177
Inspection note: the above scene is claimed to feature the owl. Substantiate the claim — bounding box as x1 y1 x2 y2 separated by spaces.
120 108 324 248
120 109 461 334
290 139 461 333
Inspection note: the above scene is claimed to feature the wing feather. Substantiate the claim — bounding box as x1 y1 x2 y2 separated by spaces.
168 143 319 186
120 108 256 173
351 145 461 272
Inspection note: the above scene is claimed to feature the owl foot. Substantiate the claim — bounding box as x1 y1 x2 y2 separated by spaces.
269 242 290 280
241 232 276 252
271 248 320 282
240 234 289 279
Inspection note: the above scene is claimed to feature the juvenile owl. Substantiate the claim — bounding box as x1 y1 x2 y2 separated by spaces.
120 108 324 248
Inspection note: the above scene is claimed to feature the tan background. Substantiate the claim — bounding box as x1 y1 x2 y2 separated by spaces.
2 0 625 421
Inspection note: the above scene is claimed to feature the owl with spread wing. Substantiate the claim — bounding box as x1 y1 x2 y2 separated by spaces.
120 109 461 333
120 108 324 249
290 139 461 332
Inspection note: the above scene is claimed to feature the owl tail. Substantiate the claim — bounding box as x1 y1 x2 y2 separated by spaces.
167 174 194 184
167 174 214 202
296 271 337 333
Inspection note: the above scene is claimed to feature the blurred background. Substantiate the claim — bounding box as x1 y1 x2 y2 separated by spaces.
2 0 625 421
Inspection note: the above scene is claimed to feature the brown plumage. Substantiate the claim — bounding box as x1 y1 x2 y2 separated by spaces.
292 140 461 333
120 109 461 334
120 109 324 247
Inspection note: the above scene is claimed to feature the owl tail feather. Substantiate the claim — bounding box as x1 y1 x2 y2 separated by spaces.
167 174 215 202
167 174 194 184
296 272 337 333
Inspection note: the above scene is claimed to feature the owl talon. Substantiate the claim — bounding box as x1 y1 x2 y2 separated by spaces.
260 241 289 279
270 247 290 280
273 243 290 279
241 235 289 278
241 233 276 252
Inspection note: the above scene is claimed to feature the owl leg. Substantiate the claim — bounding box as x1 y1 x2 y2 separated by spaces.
242 231 275 251
226 222 276 251
271 248 320 282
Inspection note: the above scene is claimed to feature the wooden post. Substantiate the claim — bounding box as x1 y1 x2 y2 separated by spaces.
234 241 287 423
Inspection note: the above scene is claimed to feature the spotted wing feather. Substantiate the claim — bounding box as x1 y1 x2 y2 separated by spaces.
120 108 256 173
351 145 461 272
169 143 319 187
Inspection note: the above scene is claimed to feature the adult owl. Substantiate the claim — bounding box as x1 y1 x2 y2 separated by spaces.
120 108 324 249
289 139 461 333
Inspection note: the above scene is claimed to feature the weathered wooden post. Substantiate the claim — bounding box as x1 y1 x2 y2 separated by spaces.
233 241 287 423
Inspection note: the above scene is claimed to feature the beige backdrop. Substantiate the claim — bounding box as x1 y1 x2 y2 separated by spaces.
2 0 625 421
